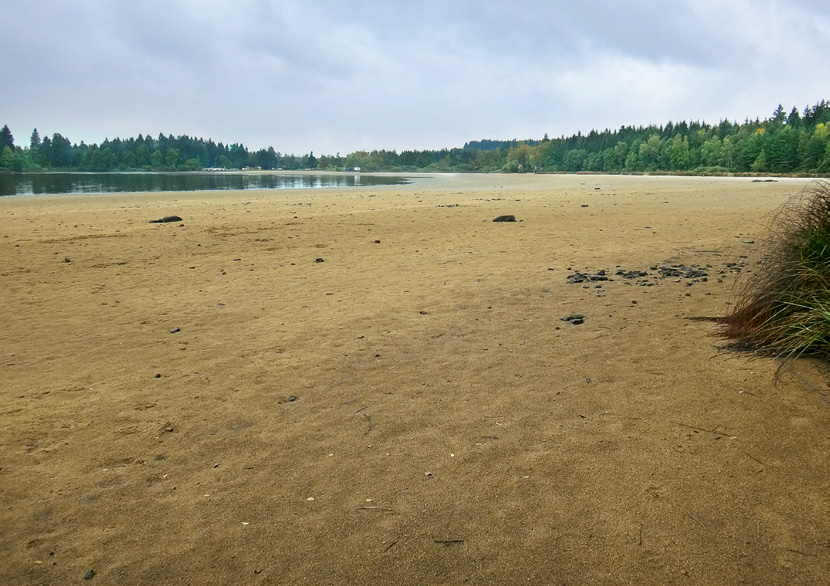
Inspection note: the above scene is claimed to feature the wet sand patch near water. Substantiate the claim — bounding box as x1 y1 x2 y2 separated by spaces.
1 174 827 584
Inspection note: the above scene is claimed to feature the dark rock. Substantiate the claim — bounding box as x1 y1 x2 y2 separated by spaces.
288 395 297 402
64 257 71 263
659 264 708 279
560 314 585 325
154 373 161 379
170 327 181 334
83 569 96 580
419 311 428 315
493 215 516 222
616 269 648 279
314 258 325 263
149 216 183 224
566 270 608 284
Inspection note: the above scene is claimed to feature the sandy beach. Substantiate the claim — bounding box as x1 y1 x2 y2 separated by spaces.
1 173 827 584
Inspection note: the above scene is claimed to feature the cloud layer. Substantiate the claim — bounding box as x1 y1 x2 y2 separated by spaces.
3 0 829 153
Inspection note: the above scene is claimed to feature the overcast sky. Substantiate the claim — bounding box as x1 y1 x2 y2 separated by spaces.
3 0 829 154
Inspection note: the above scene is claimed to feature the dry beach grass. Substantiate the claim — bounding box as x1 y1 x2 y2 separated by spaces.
1 173 828 584
725 180 830 361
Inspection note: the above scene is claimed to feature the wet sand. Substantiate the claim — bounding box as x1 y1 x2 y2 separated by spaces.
1 173 827 584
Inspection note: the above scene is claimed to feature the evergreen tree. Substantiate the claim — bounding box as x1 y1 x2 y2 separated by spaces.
786 107 801 127
0 125 13 151
772 104 786 123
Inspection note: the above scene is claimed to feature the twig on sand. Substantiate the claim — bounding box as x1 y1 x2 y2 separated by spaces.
687 512 706 528
356 506 392 512
434 539 465 546
672 421 732 436
786 549 817 557
743 451 767 468
363 413 373 435
384 541 397 551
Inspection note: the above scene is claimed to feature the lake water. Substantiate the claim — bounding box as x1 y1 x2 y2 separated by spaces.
0 172 413 197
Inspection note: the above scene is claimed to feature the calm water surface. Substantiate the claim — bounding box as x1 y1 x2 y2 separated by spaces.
0 172 412 196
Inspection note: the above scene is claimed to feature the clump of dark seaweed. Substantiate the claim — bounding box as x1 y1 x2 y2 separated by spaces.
724 180 830 361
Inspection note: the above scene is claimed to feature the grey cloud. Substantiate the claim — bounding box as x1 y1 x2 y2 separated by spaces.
2 0 828 153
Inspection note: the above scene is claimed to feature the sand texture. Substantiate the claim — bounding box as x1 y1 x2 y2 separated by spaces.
1 174 828 584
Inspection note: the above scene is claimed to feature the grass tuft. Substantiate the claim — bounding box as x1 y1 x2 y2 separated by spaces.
724 180 830 361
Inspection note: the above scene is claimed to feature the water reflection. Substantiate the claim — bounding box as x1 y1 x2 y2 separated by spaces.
0 172 412 196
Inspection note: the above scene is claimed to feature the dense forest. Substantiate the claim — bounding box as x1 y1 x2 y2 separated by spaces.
1 102 829 175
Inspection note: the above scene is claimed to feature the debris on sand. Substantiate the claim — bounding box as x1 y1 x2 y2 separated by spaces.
566 270 608 284
149 215 183 223
565 264 714 287
493 215 516 222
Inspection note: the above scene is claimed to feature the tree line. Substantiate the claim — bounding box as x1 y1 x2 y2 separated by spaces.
2 101 828 175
